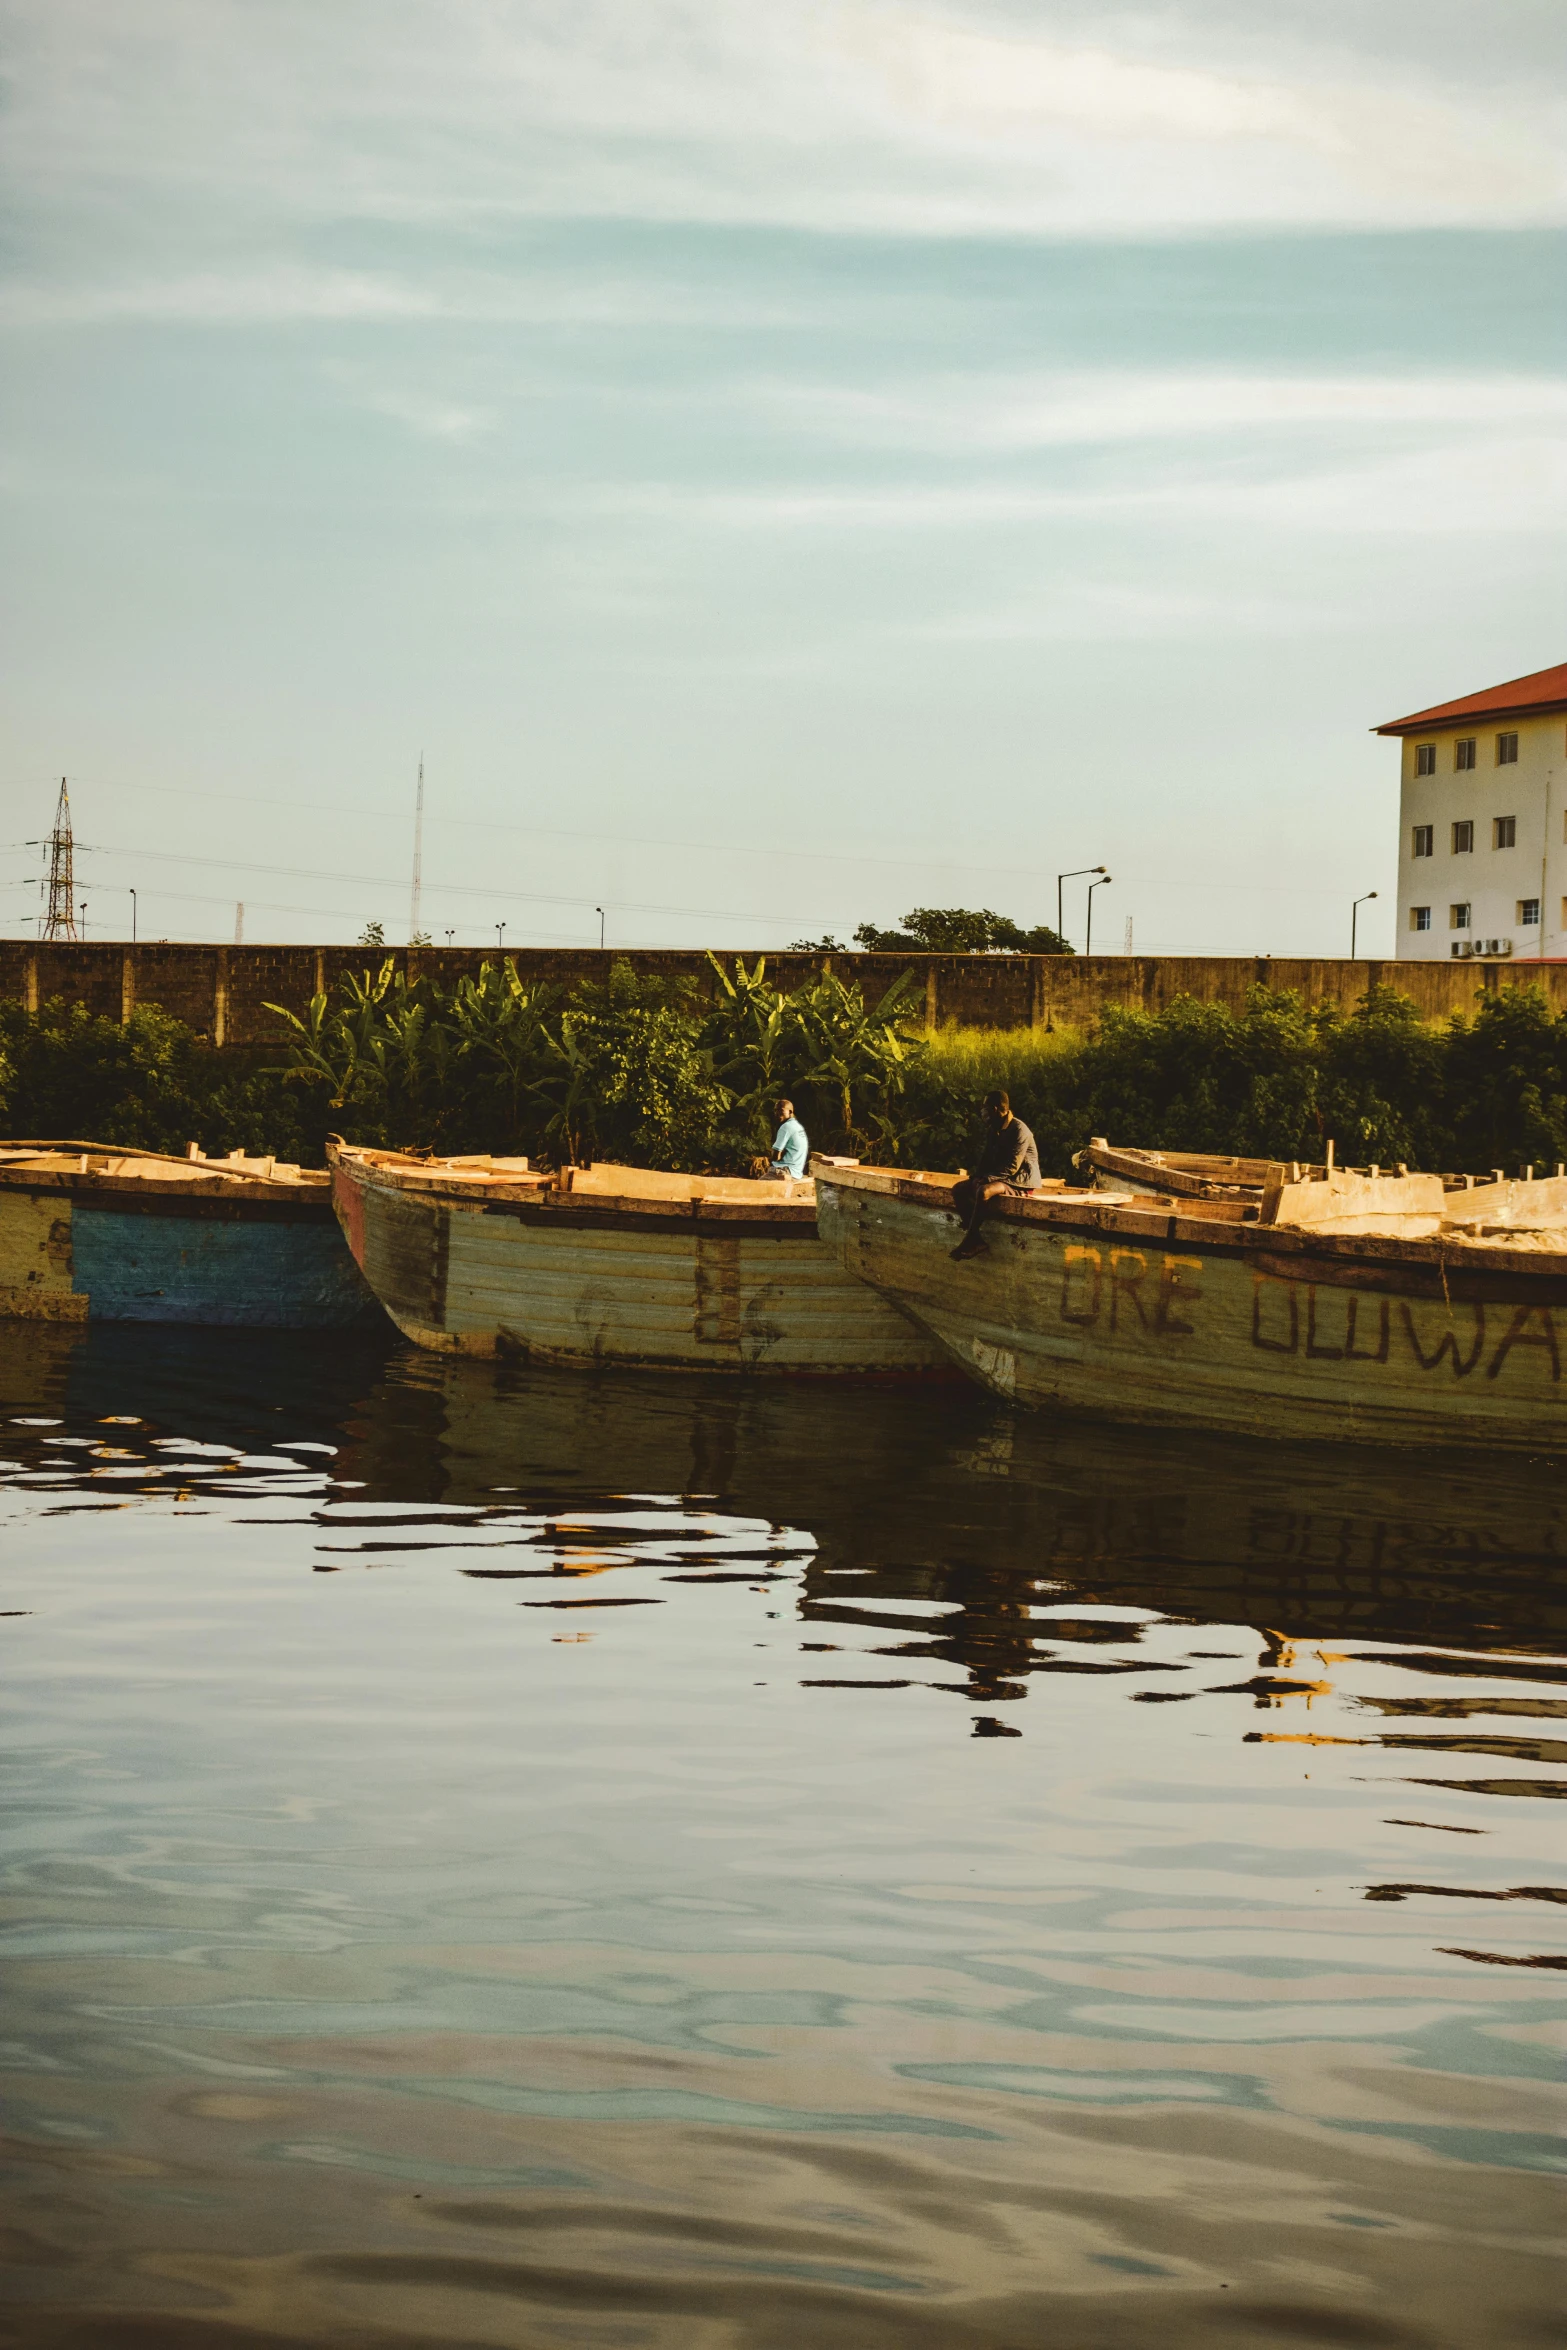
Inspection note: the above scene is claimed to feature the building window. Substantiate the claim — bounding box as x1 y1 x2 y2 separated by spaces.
1494 815 1516 848
1451 903 1471 930
1415 743 1436 776
1519 898 1540 927
1411 906 1431 932
1497 732 1518 765
1451 820 1474 853
1455 738 1477 770
1412 824 1433 857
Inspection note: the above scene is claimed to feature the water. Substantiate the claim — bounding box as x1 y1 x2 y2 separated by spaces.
1 1324 1563 2350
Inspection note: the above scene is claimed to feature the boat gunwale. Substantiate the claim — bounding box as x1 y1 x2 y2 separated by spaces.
329 1141 820 1230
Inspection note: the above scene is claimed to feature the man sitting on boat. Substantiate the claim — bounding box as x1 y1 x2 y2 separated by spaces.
951 1090 1041 1260
755 1099 809 1182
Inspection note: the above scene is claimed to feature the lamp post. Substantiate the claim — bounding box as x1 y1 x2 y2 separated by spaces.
1058 865 1107 949
1085 874 1112 956
79 900 87 938
1351 890 1378 959
495 922 506 951
444 929 455 947
596 906 605 950
128 888 136 944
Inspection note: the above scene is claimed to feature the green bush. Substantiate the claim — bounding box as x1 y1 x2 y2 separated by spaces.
901 983 1563 1178
262 954 928 1168
0 999 320 1161
6 969 1567 1180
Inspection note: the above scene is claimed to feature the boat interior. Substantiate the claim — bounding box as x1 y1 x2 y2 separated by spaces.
333 1146 816 1210
0 1143 324 1189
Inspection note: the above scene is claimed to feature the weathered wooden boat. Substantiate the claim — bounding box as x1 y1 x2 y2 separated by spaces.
1074 1140 1282 1198
813 1158 1567 1450
0 1142 382 1327
328 1143 953 1375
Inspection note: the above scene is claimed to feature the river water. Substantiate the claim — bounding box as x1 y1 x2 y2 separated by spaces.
1 1323 1563 2349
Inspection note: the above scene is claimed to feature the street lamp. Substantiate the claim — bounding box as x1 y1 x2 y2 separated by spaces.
1058 865 1107 948
1351 890 1378 958
128 888 136 944
1085 874 1113 956
495 922 506 951
79 900 87 938
595 906 605 950
444 929 455 947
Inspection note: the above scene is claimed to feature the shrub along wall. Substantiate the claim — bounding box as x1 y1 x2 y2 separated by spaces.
4 959 1567 1178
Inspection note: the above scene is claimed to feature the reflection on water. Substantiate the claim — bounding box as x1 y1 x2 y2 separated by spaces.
1 1322 1563 2349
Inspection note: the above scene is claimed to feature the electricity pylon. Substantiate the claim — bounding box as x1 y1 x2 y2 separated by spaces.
42 780 78 940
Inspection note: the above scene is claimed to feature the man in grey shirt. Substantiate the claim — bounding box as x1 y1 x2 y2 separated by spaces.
950 1089 1041 1260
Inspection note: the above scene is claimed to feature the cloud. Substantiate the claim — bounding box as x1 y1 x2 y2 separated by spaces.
591 423 1567 538
360 389 497 441
0 267 442 327
752 371 1567 452
0 262 804 330
0 0 1560 255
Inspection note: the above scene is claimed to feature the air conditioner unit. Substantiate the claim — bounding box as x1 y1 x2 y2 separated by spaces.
1450 940 1473 958
1482 937 1513 957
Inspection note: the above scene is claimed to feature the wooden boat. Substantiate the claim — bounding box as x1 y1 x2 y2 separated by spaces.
0 1141 381 1327
812 1158 1567 1450
328 1143 953 1376
1074 1139 1282 1198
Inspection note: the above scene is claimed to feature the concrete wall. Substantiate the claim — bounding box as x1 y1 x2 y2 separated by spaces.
5 940 1567 1045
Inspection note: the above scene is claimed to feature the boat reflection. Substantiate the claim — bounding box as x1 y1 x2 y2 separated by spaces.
24 1321 1565 1720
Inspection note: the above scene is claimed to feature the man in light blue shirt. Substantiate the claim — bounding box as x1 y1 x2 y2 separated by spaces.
760 1098 808 1180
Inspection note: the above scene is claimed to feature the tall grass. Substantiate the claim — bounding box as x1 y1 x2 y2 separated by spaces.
922 1024 1082 1095
895 984 1567 1178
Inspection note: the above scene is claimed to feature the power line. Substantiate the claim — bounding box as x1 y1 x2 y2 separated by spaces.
61 842 823 931
1 769 1361 898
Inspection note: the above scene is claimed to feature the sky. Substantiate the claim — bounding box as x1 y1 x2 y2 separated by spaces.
1 0 1563 958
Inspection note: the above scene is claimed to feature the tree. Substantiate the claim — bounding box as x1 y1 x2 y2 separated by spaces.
852 908 1071 954
357 920 386 947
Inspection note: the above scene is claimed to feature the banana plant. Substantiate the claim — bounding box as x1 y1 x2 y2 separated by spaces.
702 954 792 1132
448 961 563 1140
786 967 925 1145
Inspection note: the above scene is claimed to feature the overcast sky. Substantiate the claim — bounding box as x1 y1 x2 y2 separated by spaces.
2 1 1563 956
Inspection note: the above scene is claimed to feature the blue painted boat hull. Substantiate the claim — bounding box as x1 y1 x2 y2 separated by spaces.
71 1199 382 1326
0 1179 384 1329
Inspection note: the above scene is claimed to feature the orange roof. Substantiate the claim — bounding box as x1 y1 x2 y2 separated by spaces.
1375 660 1567 736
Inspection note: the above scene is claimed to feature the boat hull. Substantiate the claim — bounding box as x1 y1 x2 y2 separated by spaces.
332 1161 950 1375
0 1182 380 1328
816 1173 1567 1451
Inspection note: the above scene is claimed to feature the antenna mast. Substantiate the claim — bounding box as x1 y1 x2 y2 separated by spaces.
42 779 79 940
409 754 425 944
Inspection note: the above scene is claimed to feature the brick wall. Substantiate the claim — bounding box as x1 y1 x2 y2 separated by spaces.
2 940 1561 1044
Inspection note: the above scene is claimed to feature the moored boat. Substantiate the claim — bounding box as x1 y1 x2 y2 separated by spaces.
1073 1139 1281 1197
0 1142 382 1327
813 1158 1567 1450
328 1142 953 1375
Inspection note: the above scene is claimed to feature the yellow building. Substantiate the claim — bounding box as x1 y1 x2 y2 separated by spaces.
1378 661 1567 963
